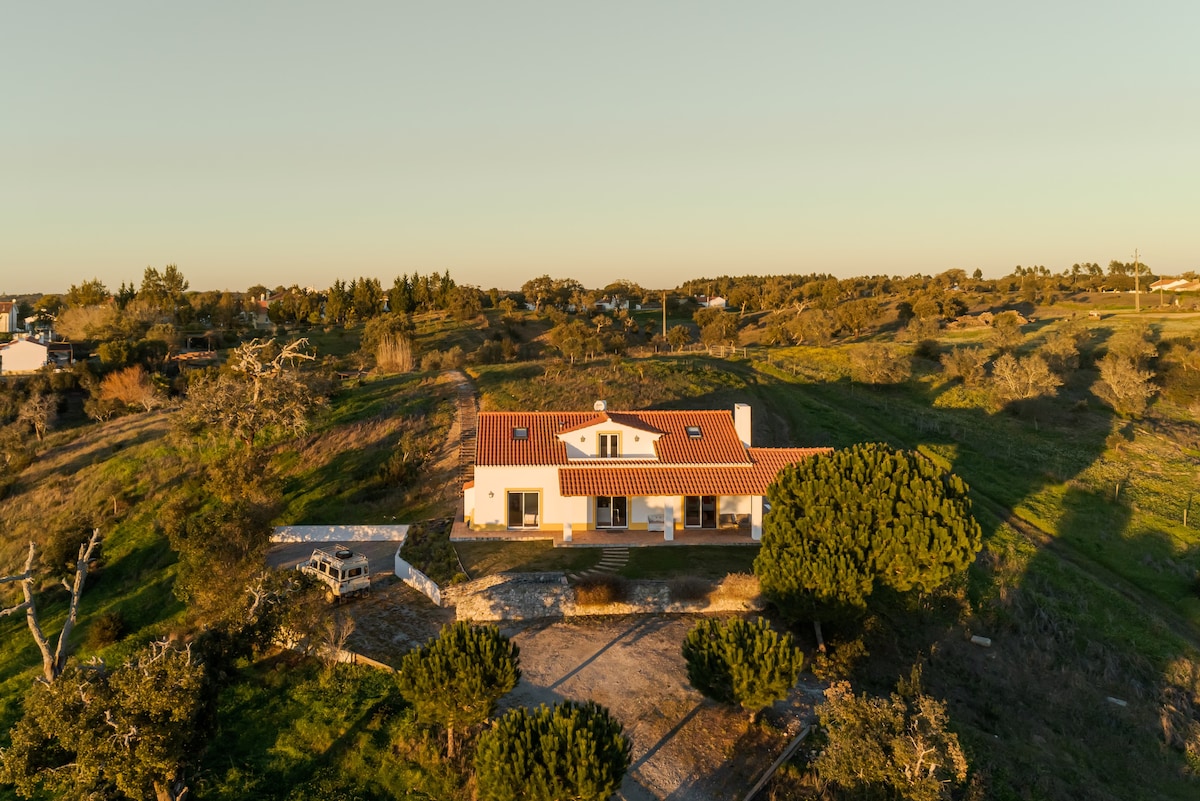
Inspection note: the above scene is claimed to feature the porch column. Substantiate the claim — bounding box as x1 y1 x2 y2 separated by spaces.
751 497 764 540
663 506 674 541
563 521 572 543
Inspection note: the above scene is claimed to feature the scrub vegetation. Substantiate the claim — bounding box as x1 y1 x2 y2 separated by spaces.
0 264 1198 799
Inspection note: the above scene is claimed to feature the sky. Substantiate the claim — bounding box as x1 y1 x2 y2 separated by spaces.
2 2 1198 295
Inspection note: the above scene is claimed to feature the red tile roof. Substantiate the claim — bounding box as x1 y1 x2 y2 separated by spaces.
557 447 831 497
476 410 753 466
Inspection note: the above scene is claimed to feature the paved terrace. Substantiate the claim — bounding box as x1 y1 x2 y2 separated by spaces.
449 518 758 548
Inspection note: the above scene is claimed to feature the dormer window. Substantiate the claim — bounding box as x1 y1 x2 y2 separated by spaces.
598 433 618 458
685 426 702 439
513 427 529 440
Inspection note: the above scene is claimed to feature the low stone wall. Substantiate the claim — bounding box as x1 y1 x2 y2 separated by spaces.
445 572 764 622
271 525 410 543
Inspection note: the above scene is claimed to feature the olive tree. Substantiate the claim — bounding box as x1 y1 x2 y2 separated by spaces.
0 640 208 801
813 669 968 801
175 338 323 451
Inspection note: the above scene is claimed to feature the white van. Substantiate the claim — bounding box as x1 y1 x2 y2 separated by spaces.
298 546 371 601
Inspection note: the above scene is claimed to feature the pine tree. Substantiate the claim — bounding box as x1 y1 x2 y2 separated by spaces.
754 443 982 640
396 622 520 759
474 701 631 801
681 617 803 722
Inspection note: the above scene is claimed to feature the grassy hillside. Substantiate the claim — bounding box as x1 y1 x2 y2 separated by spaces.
470 312 1200 800
1 298 1197 800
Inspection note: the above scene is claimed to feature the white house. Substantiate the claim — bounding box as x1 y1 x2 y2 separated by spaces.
0 300 20 334
463 402 829 541
0 337 49 374
696 295 727 309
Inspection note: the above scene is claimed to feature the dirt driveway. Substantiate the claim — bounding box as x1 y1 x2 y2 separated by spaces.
290 568 817 801
501 616 819 801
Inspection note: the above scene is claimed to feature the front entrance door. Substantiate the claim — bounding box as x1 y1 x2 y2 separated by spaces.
507 491 540 528
684 495 717 528
596 496 628 529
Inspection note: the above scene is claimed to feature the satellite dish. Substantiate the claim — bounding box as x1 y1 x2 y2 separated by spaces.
594 400 607 412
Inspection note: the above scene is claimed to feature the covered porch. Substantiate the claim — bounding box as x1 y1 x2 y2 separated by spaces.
449 517 758 547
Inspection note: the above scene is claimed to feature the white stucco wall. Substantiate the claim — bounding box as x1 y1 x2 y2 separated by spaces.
558 420 661 460
270 525 410 543
0 339 48 374
469 463 763 532
471 465 573 529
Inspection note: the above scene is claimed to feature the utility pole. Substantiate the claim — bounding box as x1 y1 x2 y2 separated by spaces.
1133 249 1141 314
662 291 667 341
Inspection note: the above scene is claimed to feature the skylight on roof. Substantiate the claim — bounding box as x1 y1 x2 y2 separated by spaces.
513 427 529 440
685 426 702 439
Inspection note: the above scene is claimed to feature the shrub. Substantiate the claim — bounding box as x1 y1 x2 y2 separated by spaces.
574 574 628 606
811 636 870 681
709 572 760 604
419 351 443 372
669 576 712 602
87 611 127 649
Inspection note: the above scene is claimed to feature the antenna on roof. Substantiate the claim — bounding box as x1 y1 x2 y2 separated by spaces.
594 400 607 412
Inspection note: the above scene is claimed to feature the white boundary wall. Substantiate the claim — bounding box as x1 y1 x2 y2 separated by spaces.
271 524 443 607
394 549 442 606
271 525 410 543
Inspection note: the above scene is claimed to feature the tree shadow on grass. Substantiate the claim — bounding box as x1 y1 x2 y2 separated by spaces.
676 353 1200 798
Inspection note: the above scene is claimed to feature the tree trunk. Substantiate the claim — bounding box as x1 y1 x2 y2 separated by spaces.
813 620 826 654
52 530 102 677
447 723 455 760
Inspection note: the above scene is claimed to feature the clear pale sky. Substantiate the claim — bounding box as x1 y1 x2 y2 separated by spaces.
3 2 1198 295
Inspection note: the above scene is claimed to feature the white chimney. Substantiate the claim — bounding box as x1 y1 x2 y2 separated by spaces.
734 403 752 448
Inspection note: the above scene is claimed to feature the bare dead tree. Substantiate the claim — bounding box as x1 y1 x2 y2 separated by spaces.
1 529 103 683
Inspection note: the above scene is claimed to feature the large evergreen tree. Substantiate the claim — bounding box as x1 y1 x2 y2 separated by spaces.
681 617 803 722
396 622 520 758
754 443 982 639
474 701 631 801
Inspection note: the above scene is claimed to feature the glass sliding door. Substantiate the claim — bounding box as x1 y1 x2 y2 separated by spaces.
596 496 628 529
507 491 540 528
684 495 717 528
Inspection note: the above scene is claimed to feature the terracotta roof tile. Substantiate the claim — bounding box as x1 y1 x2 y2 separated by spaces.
476 409 753 466
557 447 830 496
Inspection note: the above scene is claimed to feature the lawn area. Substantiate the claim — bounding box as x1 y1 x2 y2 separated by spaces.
452 541 760 581
454 541 601 577
620 545 760 580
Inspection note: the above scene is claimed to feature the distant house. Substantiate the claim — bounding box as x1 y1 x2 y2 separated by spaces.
0 300 20 334
696 295 727 309
1150 277 1200 293
593 297 631 312
463 402 829 540
0 337 47 374
0 335 73 375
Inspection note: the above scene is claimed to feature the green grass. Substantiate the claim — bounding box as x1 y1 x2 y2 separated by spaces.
195 658 465 800
621 545 760 580
468 355 750 412
399 519 464 584
453 541 601 577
